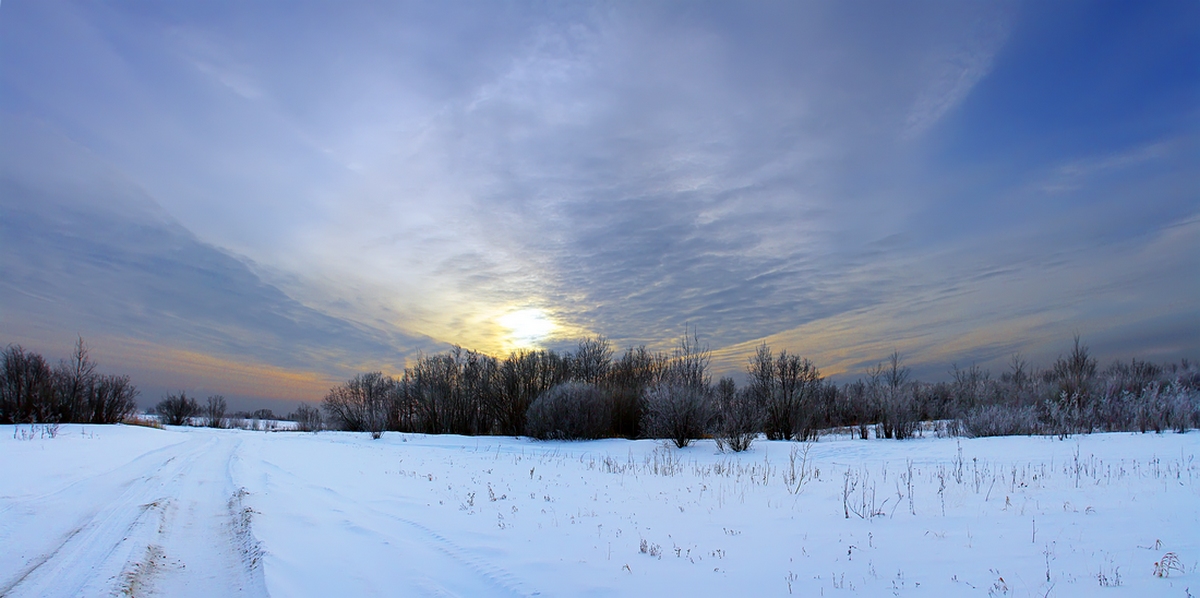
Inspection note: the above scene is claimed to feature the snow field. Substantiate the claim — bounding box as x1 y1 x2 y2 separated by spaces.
1 424 1197 596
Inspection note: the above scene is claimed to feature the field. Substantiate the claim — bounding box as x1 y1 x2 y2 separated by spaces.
1 424 1197 597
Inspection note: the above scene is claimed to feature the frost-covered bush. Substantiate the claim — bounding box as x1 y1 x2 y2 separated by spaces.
1135 384 1200 434
641 330 715 448
961 405 1040 437
642 383 715 448
525 382 612 440
713 378 761 452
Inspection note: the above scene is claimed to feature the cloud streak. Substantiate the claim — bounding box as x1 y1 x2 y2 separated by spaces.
1 1 1195 401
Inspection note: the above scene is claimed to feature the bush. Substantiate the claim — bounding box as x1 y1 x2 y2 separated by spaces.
156 392 199 426
961 405 1040 437
642 383 715 448
88 375 139 424
710 386 758 453
642 330 716 448
713 378 761 452
291 402 323 432
747 344 834 441
203 395 227 428
525 382 611 440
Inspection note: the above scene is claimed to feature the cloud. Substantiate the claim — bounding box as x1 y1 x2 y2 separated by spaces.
2 1 1194 396
0 118 440 401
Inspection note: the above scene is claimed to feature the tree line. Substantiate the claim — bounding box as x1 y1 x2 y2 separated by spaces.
1 338 139 424
319 333 1200 447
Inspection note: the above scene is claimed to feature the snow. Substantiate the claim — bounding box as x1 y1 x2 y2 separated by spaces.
2 424 1197 597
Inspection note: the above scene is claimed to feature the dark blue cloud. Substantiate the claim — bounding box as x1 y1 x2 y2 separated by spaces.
1 0 1196 393
0 120 439 385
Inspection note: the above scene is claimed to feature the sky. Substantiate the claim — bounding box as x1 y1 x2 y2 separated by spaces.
1 1 1197 410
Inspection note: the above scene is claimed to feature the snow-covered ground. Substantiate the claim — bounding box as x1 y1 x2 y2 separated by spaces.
1 424 1197 597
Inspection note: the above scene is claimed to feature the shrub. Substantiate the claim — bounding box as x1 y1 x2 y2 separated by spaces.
89 375 139 424
526 382 612 440
156 392 199 426
961 405 1040 437
291 402 323 432
204 395 227 428
642 383 715 448
641 330 715 448
713 378 761 452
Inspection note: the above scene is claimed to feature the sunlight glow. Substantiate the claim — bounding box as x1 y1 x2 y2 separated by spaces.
497 308 556 348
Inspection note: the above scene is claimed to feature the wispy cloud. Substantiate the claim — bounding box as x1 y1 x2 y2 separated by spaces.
1 1 1194 399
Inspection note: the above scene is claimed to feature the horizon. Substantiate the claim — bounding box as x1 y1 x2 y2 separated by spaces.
2 1 1197 412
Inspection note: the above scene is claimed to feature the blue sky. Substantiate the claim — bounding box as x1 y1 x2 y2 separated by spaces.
1 1 1197 408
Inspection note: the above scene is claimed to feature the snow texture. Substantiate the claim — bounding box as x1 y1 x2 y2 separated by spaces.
1 424 1197 596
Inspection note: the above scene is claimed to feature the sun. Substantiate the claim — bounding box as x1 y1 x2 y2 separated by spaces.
497 308 556 349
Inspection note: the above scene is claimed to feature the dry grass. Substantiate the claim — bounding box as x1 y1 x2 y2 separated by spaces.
122 415 164 430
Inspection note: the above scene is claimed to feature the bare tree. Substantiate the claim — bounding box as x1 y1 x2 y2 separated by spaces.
751 344 824 441
869 353 918 440
606 346 665 439
525 382 612 440
204 395 227 428
571 336 613 385
91 375 138 423
492 349 569 436
1 345 54 424
1053 334 1097 412
1005 353 1028 389
53 337 97 422
322 372 396 438
290 402 323 432
642 329 715 448
156 392 199 426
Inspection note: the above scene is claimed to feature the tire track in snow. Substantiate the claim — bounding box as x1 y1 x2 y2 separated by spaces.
0 436 191 523
115 434 267 598
0 438 208 597
1 432 268 598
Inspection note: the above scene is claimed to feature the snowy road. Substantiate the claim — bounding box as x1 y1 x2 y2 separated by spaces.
0 430 265 597
2 425 1198 597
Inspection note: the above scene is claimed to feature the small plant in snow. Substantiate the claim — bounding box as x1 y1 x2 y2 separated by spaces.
1154 552 1184 577
12 423 59 440
638 539 662 559
988 570 1009 596
1097 563 1121 587
782 443 817 494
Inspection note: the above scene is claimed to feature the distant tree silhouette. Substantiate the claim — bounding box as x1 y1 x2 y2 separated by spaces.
157 392 199 426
